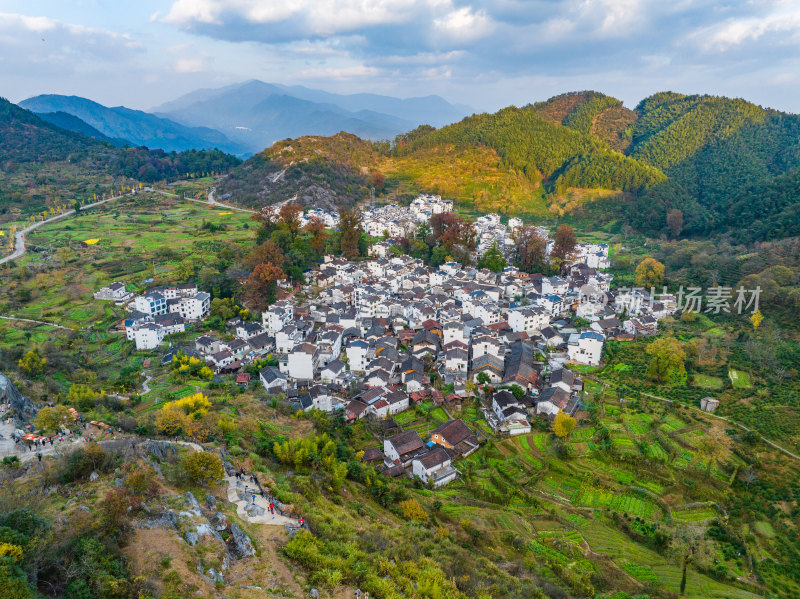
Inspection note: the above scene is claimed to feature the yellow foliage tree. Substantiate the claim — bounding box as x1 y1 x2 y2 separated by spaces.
18 350 47 377
0 542 24 561
553 410 577 439
181 451 224 486
635 257 665 288
399 498 427 521
750 310 764 330
34 405 72 433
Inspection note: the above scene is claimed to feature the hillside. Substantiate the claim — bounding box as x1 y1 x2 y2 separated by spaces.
0 98 241 224
34 111 130 146
218 91 800 241
20 95 246 156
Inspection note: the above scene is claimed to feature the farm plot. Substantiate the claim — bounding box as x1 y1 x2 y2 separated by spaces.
728 369 752 389
578 489 661 519
672 505 718 522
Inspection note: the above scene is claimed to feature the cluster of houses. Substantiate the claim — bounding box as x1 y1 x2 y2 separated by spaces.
95 282 211 350
361 194 453 239
97 204 680 485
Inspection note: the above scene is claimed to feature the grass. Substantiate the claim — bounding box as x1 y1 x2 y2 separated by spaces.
672 505 718 522
728 369 752 389
692 373 724 389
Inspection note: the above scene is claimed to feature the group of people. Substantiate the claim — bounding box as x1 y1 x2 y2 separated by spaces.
233 467 304 526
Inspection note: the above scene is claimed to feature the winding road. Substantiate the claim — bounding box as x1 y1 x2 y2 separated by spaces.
0 192 133 265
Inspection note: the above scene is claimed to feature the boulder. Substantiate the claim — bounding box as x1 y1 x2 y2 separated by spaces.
228 522 255 559
89 472 99 481
0 374 38 426
210 512 229 531
205 494 217 510
184 531 198 545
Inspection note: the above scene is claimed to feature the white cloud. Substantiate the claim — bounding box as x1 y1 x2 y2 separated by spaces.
164 0 456 36
433 6 493 42
692 6 800 51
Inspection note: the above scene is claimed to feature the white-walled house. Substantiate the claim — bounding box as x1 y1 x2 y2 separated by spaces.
412 449 458 487
130 323 164 350
567 331 604 366
346 339 370 372
134 292 167 316
287 343 319 381
507 307 549 335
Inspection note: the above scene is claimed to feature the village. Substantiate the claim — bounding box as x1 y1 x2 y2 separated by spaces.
89 196 680 489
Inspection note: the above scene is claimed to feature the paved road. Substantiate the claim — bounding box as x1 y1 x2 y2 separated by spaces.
587 374 800 462
0 193 132 265
156 188 257 214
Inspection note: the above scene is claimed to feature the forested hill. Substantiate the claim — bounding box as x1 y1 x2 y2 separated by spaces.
218 90 800 242
626 92 800 240
0 98 241 222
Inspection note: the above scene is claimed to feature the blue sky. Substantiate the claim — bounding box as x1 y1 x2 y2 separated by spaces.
3 0 800 113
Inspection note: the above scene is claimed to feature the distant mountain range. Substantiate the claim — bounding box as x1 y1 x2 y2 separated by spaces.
19 95 246 156
18 81 469 156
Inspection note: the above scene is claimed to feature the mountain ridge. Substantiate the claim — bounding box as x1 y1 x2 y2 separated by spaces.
19 94 247 156
216 90 800 242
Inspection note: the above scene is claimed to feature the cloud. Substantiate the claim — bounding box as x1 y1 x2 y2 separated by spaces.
691 5 800 52
0 12 140 59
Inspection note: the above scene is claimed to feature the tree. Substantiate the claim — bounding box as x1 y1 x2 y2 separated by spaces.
18 351 46 377
304 216 329 257
551 224 577 262
513 226 548 273
34 405 71 433
635 257 665 288
666 208 683 238
553 410 576 438
476 372 491 386
210 297 240 321
246 239 285 269
477 242 507 272
181 451 224 486
645 337 687 385
245 262 285 309
339 208 363 260
398 498 427 521
278 203 303 239
66 385 98 411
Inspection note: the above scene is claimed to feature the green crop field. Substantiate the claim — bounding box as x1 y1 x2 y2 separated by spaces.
728 369 752 389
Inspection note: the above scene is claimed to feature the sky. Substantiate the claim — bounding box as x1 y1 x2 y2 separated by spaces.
3 0 800 114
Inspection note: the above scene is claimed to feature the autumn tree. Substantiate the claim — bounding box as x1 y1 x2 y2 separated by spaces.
34 405 72 433
18 351 46 377
635 257 666 288
399 498 427 521
245 262 285 309
553 410 576 438
181 451 224 486
666 208 683 238
278 203 303 240
551 224 577 262
512 226 548 273
645 337 687 385
246 239 285 269
66 385 98 411
303 216 329 256
339 207 363 260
